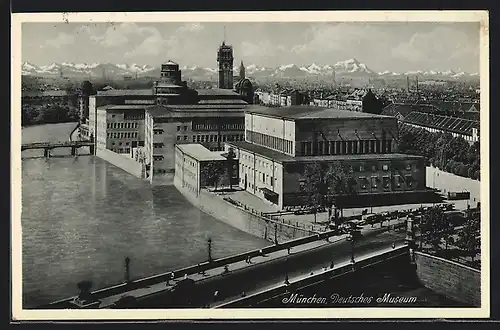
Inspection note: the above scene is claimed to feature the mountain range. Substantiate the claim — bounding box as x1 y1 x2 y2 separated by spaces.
21 58 478 81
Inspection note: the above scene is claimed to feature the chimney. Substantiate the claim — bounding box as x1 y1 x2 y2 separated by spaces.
416 76 419 93
407 76 410 92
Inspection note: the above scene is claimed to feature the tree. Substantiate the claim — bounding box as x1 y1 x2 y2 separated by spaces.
225 147 237 190
201 161 226 192
300 162 327 223
300 161 357 225
325 162 357 222
455 214 480 261
420 206 447 251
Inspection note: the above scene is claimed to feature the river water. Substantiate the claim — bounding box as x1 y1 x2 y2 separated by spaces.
21 123 269 308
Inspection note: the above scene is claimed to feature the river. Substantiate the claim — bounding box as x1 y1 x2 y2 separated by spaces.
21 122 270 308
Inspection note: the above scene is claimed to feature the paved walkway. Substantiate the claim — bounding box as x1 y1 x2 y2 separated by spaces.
97 219 407 308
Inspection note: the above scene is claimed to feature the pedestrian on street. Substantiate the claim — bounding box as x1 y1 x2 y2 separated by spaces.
330 261 334 269
287 246 291 254
392 242 396 249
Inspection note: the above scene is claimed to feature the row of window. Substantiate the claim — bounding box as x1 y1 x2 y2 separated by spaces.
246 130 294 155
107 132 139 139
111 148 131 154
299 139 393 156
240 154 277 172
192 119 244 131
123 115 145 120
357 175 413 189
107 122 139 129
154 129 164 135
178 134 245 143
177 125 188 131
153 143 164 148
241 164 275 188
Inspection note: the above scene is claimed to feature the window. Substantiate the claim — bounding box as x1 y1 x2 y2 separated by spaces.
382 164 389 171
359 177 368 189
184 136 188 141
371 176 378 188
382 176 390 189
177 126 181 131
394 175 402 187
126 142 129 146
270 177 274 187
405 175 413 187
262 172 265 183
359 165 365 172
177 136 181 141
371 165 377 172
405 164 412 171
183 126 187 131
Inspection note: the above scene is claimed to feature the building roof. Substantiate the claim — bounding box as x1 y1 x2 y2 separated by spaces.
96 89 154 96
402 111 479 136
245 105 391 120
145 105 245 118
195 88 240 96
227 141 423 164
176 144 226 161
164 60 178 65
97 104 153 111
197 99 248 105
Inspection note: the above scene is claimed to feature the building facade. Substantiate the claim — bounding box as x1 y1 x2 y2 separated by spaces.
145 101 246 183
174 144 227 196
226 105 428 209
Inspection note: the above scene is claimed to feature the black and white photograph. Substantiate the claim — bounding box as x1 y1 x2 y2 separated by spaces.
11 11 490 320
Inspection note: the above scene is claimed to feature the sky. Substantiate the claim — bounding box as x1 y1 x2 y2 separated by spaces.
22 22 480 73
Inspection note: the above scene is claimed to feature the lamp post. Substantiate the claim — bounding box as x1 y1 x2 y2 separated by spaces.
207 238 213 263
284 258 290 285
350 230 356 264
124 257 131 284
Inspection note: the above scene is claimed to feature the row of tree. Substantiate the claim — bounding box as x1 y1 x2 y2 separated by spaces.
22 104 80 127
300 162 356 223
398 123 480 180
419 206 480 262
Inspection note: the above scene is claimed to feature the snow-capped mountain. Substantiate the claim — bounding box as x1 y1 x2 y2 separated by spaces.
332 58 376 76
20 61 478 81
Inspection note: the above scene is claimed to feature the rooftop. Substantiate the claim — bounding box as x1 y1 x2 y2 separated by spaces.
195 88 240 96
145 105 245 118
176 144 226 161
97 104 153 111
197 99 248 105
245 105 392 120
227 141 423 164
402 111 479 135
96 89 154 96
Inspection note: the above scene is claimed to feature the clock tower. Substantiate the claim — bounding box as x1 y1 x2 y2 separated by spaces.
217 41 234 89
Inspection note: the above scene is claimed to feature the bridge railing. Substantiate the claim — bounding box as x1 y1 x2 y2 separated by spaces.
215 245 410 308
41 229 344 308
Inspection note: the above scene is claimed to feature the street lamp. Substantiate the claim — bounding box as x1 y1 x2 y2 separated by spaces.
349 229 356 263
207 238 213 263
